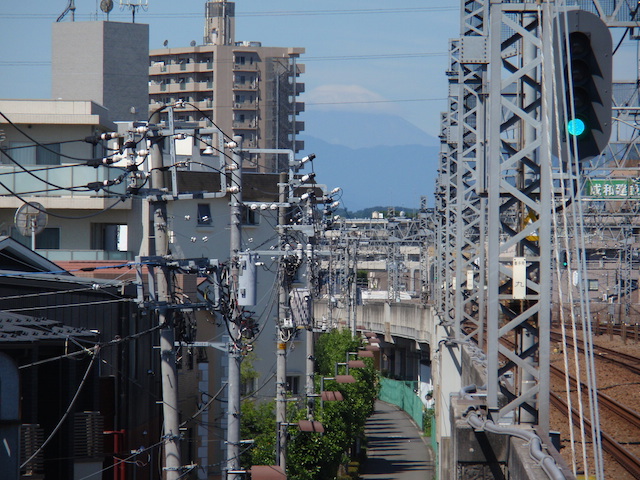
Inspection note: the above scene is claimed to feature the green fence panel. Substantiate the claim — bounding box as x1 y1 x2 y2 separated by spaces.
378 377 423 430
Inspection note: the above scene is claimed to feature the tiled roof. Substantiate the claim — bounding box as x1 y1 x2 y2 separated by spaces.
0 311 97 343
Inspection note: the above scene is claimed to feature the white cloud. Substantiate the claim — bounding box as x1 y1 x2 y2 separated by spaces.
304 84 399 114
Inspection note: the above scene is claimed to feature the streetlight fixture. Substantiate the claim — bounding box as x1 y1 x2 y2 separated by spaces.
320 375 357 409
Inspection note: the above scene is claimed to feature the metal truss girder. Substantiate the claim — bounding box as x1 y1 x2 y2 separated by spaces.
576 0 640 27
486 1 553 431
437 6 488 346
463 0 489 36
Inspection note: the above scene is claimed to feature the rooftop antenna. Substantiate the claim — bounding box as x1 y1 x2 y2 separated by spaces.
119 0 148 23
56 0 76 22
14 203 48 251
100 0 114 20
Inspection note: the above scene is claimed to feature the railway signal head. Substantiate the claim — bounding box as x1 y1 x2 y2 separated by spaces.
554 10 612 162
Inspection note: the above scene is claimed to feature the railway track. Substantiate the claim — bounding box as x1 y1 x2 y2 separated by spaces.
496 332 640 476
550 331 640 376
549 364 640 430
550 391 640 479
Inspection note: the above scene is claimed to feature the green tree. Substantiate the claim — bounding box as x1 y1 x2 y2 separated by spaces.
240 352 275 468
239 329 378 479
240 400 276 468
287 329 378 480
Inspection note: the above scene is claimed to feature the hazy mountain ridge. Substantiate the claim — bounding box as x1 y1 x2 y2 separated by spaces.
301 135 438 211
303 111 439 149
300 110 440 210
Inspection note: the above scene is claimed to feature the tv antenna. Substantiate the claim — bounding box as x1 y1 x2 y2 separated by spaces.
100 0 114 20
14 202 48 251
119 0 148 23
56 0 76 22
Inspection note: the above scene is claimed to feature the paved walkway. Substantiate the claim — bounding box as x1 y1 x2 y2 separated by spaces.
360 400 435 480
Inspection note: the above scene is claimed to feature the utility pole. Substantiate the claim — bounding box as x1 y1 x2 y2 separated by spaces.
149 108 182 480
276 171 288 470
227 135 243 480
305 234 315 413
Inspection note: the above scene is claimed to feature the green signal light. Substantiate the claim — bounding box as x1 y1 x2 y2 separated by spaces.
567 118 586 136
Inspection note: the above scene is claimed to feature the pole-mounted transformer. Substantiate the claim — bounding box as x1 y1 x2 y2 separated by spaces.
238 252 257 306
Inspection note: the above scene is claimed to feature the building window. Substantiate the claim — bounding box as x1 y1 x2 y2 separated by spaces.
285 376 300 395
197 204 212 225
4 142 61 165
91 224 128 251
236 56 246 65
11 226 60 250
36 228 60 249
241 206 259 225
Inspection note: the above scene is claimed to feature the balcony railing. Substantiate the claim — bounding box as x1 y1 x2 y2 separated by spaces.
233 82 258 91
149 62 214 76
38 250 134 262
232 119 258 129
233 62 259 71
0 164 127 197
233 101 258 110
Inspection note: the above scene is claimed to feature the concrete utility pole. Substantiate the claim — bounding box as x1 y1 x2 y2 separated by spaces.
305 237 315 413
149 108 182 480
276 171 288 470
226 135 243 480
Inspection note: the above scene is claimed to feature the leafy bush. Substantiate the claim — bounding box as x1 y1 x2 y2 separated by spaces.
240 400 276 467
287 329 378 480
239 329 378 480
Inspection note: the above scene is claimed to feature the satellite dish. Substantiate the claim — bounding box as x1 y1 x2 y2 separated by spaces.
15 202 47 250
163 39 169 47
100 0 114 14
190 40 197 47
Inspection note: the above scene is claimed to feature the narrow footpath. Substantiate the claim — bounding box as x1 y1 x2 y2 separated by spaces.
360 400 435 480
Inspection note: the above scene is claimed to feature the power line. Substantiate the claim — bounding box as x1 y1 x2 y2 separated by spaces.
305 97 446 106
4 51 448 67
3 297 132 313
0 109 127 164
0 6 457 20
303 52 447 61
0 174 129 220
20 347 99 468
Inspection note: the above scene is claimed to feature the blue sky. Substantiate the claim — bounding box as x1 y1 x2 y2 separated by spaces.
0 1 460 137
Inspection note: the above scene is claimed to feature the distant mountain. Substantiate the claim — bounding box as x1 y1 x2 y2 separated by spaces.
300 135 438 211
302 110 439 149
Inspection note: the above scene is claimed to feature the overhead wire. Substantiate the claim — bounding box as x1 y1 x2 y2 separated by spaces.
549 10 581 476
0 6 458 20
76 439 165 480
0 146 127 193
20 346 100 468
0 175 129 220
3 297 132 313
19 323 163 369
0 109 126 163
553 6 604 477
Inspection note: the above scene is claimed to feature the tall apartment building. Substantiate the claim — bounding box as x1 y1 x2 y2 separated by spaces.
149 0 305 172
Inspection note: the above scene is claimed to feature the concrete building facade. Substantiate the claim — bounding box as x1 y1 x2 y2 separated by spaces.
0 99 136 259
52 21 150 123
